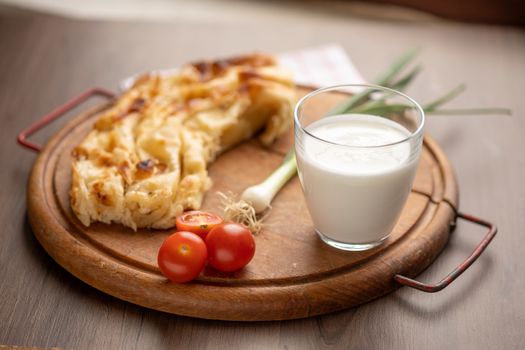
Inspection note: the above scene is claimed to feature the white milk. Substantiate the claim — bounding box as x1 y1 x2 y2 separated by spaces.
295 114 419 246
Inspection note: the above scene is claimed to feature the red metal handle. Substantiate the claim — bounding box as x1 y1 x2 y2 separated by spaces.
394 212 497 293
17 88 116 152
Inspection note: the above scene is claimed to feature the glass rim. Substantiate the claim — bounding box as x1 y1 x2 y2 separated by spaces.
294 83 425 149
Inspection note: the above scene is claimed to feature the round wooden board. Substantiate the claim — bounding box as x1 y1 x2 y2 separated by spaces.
27 87 459 321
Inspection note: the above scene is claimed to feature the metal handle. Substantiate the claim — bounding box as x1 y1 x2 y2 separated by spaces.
394 212 497 293
17 88 116 152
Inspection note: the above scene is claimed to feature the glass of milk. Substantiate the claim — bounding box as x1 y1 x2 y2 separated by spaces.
294 84 425 251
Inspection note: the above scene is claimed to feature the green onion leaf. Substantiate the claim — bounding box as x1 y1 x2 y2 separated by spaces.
428 108 512 116
327 48 421 115
376 48 421 86
389 65 422 92
423 84 466 111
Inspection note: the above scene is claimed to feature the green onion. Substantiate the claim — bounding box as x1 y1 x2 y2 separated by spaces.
234 48 510 216
241 152 297 213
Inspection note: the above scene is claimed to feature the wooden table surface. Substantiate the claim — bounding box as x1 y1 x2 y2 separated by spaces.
1 6 524 350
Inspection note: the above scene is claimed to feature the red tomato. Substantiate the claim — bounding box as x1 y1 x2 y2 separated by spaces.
157 231 208 283
176 211 224 239
205 223 255 272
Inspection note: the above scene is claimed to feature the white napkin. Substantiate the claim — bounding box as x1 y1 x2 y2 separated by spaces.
119 44 365 91
278 44 366 88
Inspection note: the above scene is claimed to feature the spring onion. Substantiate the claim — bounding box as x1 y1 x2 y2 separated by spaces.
224 48 510 224
241 151 297 213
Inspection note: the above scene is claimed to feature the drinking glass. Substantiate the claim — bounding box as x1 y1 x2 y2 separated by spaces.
294 84 425 251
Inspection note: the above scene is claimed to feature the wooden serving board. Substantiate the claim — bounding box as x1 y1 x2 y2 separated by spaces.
27 87 459 321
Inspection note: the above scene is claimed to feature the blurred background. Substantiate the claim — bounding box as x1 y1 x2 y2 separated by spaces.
0 0 523 25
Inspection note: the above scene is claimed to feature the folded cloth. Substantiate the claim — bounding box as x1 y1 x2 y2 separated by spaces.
278 43 366 88
119 44 365 91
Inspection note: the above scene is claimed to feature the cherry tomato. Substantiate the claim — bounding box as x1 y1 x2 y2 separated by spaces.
157 231 208 283
205 223 255 272
176 211 224 239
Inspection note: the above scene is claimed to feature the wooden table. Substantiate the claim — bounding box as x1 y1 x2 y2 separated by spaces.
1 7 524 350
